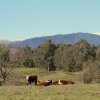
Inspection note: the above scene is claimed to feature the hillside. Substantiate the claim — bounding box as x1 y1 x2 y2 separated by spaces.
1 33 100 48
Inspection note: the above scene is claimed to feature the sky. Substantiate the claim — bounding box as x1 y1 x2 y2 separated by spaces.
0 0 100 41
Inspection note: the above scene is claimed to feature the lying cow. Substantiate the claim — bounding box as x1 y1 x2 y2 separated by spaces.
26 75 37 86
36 80 52 86
60 80 74 85
52 80 74 85
52 80 60 85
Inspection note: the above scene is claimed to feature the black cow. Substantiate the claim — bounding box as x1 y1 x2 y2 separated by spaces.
26 75 37 86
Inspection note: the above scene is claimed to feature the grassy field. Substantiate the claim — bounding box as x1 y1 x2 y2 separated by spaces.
0 68 100 100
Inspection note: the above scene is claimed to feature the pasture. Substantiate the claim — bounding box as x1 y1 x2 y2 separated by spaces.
0 68 100 100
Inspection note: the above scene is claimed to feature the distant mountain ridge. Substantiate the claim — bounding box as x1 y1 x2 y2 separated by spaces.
0 40 11 44
0 33 100 48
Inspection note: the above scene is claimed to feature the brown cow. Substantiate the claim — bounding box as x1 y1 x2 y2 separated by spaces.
36 80 52 86
52 80 74 85
60 80 74 85
52 80 60 85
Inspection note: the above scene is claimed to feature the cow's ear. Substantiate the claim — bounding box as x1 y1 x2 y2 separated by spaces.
26 75 29 80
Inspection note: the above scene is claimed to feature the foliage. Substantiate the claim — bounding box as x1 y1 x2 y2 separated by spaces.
12 46 34 67
80 60 100 83
33 40 57 71
0 44 14 84
5 39 98 73
22 59 34 67
0 39 100 85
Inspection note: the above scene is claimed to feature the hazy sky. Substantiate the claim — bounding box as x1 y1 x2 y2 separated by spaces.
0 0 100 41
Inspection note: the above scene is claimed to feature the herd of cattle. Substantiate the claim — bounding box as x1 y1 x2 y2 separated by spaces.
26 75 75 86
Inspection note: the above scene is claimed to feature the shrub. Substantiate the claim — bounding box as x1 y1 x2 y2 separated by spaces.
80 61 100 84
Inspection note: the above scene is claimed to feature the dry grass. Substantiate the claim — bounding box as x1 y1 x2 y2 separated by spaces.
0 84 100 100
0 68 100 100
3 68 78 86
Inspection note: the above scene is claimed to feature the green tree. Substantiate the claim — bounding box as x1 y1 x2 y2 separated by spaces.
33 40 57 71
73 39 96 71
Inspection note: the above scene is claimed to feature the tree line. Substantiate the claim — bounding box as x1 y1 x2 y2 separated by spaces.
0 39 100 84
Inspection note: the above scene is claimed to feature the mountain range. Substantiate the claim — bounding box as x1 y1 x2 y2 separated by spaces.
0 33 100 48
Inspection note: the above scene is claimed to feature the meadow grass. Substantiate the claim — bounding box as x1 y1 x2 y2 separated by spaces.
0 68 100 100
0 84 100 100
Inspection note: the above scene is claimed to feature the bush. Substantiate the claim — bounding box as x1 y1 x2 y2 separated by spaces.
22 59 35 67
80 61 100 84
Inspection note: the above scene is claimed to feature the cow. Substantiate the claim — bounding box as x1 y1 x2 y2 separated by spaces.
60 80 74 85
36 80 52 86
26 75 37 86
52 80 63 85
52 80 74 85
52 80 60 85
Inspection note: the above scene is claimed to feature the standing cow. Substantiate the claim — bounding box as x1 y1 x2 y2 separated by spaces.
26 75 37 86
